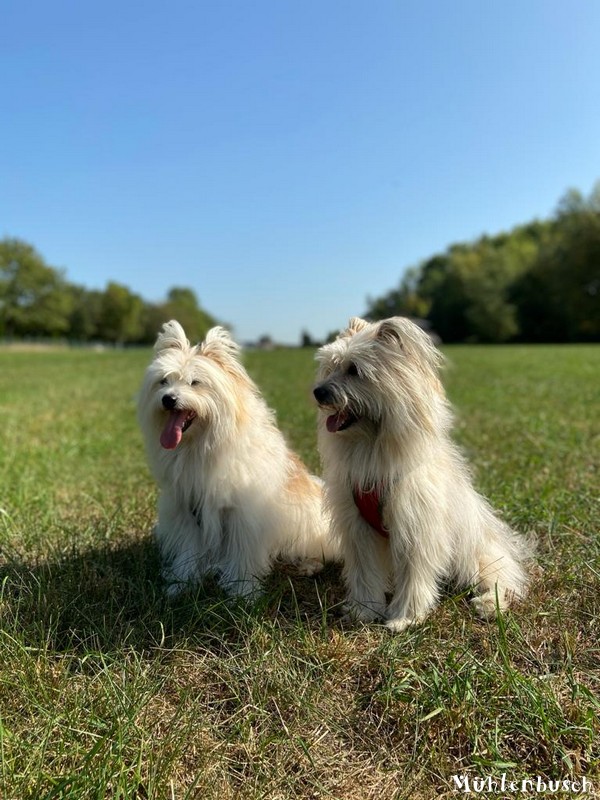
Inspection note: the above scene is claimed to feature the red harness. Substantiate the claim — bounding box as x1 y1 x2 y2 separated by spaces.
352 485 389 539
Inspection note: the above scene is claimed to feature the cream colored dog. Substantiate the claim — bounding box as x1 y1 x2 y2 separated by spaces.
314 316 531 632
138 320 336 597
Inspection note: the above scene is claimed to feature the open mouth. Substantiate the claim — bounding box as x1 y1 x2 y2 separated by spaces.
160 409 197 450
326 409 359 433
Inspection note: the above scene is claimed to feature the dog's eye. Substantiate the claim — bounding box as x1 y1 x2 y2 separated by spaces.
347 362 359 376
159 378 169 386
191 379 200 387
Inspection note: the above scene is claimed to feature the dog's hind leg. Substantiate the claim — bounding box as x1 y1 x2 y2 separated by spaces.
470 539 529 619
462 504 530 619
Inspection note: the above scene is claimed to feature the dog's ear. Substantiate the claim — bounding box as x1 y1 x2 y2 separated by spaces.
342 316 370 337
199 326 241 363
377 319 404 348
154 320 189 352
378 317 444 376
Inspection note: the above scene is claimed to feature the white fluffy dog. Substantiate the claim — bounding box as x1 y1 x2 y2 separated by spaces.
138 320 336 597
313 316 531 633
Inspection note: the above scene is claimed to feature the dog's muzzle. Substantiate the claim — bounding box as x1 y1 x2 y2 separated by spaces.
313 384 335 406
314 383 359 433
162 393 178 410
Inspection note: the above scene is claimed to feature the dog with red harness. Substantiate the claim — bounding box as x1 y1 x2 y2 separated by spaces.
314 316 531 633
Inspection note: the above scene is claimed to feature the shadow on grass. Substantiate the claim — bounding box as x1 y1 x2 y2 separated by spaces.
0 536 346 657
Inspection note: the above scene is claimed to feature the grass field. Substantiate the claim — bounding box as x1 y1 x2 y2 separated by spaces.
0 344 598 799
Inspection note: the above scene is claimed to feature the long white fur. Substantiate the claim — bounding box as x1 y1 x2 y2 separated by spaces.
314 316 532 632
138 320 337 597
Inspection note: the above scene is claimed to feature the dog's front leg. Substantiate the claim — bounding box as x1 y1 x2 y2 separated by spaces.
154 504 202 595
217 508 270 598
156 491 215 596
385 490 449 633
385 547 441 633
342 518 389 623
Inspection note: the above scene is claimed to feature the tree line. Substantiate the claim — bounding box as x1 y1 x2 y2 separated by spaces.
0 238 217 344
365 184 600 342
3 182 599 346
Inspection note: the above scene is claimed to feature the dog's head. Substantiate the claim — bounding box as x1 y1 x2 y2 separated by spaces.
138 320 252 451
314 316 447 439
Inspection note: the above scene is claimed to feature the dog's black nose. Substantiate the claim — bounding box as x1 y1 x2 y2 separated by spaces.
162 394 178 410
313 385 332 405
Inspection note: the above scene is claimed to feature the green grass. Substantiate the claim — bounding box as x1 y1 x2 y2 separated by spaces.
0 344 598 799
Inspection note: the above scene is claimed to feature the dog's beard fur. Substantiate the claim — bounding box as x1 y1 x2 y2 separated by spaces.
138 320 337 597
314 316 532 633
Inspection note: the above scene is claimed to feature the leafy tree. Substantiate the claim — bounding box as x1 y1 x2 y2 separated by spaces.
140 288 219 344
160 287 217 342
0 238 73 337
68 286 103 341
364 186 600 343
462 234 539 342
415 251 471 342
366 267 430 321
0 237 222 344
300 330 317 347
96 282 144 344
551 185 600 340
515 185 600 341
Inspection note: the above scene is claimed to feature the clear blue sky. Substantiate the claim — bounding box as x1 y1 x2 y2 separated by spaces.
2 1 599 344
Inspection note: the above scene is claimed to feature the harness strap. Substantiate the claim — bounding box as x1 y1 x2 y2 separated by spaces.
352 485 389 538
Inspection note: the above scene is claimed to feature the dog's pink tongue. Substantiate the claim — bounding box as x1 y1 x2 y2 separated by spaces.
160 411 189 450
327 411 348 433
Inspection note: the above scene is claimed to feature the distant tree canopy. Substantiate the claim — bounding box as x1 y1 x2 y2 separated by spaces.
365 184 600 343
0 239 74 338
3 182 599 346
0 238 218 344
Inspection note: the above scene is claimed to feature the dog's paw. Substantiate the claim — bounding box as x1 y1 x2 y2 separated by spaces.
221 576 263 601
471 591 501 619
384 616 419 634
292 557 325 577
343 600 384 624
164 579 189 598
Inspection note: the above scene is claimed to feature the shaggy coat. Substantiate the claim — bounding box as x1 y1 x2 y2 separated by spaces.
139 320 336 596
314 316 531 632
